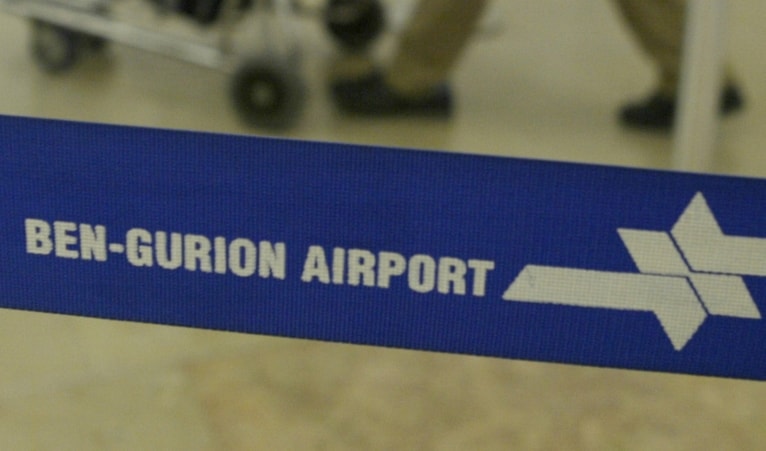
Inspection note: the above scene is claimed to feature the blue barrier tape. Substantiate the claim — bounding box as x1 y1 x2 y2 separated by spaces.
2 114 766 380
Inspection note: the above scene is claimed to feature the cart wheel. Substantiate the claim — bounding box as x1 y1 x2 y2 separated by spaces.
230 60 304 130
30 21 83 73
325 0 384 52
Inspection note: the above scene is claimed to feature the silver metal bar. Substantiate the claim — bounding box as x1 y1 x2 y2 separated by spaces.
0 0 231 69
672 0 728 172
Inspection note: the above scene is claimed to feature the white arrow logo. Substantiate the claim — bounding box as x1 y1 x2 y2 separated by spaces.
503 193 762 350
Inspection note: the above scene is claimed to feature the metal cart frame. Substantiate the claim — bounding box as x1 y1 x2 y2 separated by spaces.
0 0 309 129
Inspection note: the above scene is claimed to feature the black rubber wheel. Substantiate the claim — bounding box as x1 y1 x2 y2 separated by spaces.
30 21 84 73
325 0 384 52
230 60 304 130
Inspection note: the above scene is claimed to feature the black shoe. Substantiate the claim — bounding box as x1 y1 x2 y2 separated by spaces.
619 85 744 131
331 72 452 117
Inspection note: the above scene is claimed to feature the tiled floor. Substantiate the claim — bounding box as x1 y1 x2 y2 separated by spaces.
1 1 766 449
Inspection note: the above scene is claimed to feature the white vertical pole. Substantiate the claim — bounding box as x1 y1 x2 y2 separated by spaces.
672 0 728 172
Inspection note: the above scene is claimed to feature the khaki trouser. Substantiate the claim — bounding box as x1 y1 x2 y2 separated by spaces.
614 0 735 96
332 0 487 95
385 0 488 95
340 0 733 98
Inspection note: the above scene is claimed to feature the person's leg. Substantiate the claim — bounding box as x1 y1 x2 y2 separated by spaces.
615 0 685 96
332 0 487 115
614 0 743 130
385 0 488 96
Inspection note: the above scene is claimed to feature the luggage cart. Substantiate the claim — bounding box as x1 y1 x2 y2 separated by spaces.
0 0 311 129
0 0 386 129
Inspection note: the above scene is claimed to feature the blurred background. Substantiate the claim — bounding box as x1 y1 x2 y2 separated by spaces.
1 0 766 449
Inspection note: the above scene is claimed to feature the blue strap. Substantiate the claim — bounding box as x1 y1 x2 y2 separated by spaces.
2 115 765 380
